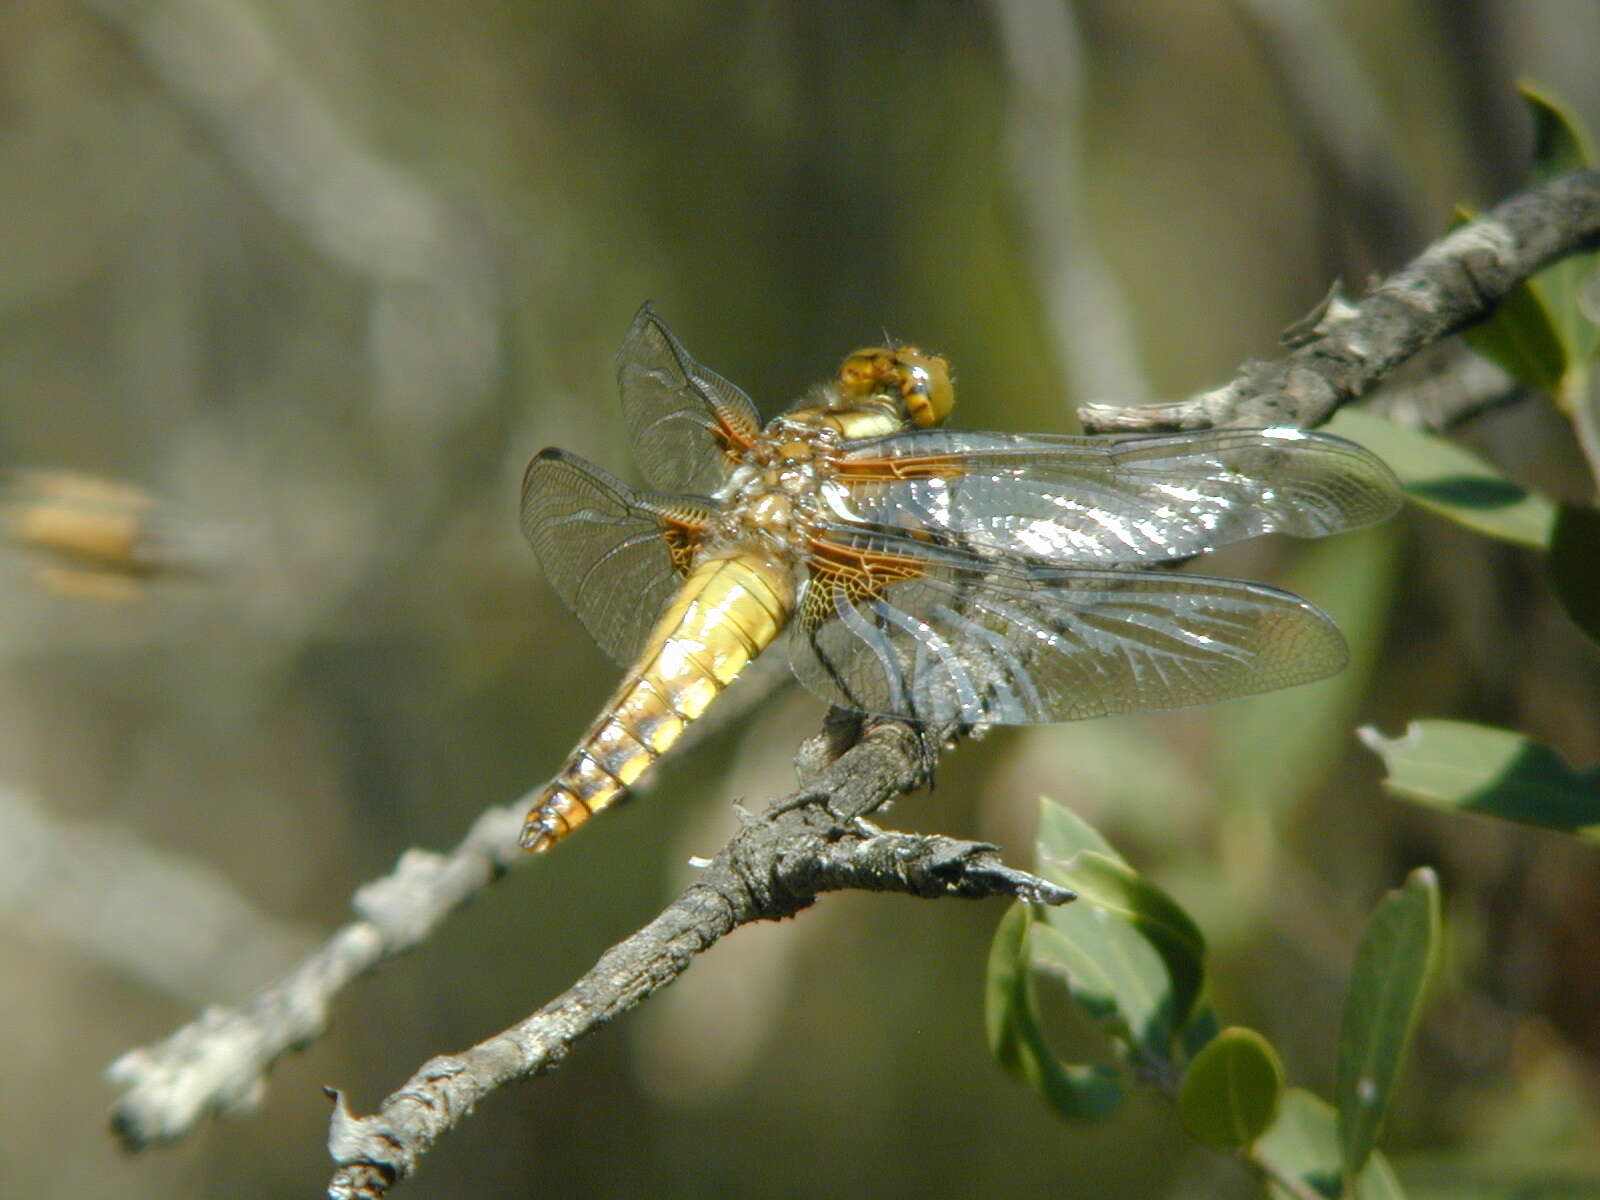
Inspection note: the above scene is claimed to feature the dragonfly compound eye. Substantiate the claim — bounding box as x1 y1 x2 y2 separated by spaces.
836 346 955 428
895 348 954 428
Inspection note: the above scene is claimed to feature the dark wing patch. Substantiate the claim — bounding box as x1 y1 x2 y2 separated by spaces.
522 448 713 667
617 303 761 494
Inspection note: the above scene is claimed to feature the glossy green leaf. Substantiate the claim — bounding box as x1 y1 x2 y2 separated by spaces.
1523 80 1593 184
1257 1089 1406 1200
1054 850 1207 1036
1327 409 1558 548
1024 919 1131 1027
1362 720 1600 842
1215 521 1398 813
1030 799 1205 1067
1519 82 1600 367
1034 793 1119 865
1548 503 1600 647
985 902 1125 1119
1337 868 1441 1182
1179 1003 1223 1063
1179 1026 1284 1150
1454 86 1598 405
1030 877 1174 1063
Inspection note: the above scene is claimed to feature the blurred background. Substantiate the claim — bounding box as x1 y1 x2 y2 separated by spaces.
2 1 1599 1196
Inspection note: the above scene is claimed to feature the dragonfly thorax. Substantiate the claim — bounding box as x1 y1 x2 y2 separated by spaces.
709 421 846 559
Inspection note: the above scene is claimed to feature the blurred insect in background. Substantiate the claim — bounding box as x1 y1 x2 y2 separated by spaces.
1 470 217 600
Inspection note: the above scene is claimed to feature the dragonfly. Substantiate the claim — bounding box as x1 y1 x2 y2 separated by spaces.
518 305 1401 851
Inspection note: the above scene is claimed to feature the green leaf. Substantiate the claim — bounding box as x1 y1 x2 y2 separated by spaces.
1030 799 1207 1067
1522 80 1594 184
1337 869 1442 1182
985 902 1125 1119
1214 521 1399 813
1327 409 1558 548
1454 86 1599 407
1179 1026 1285 1150
1256 1089 1406 1200
1362 719 1600 841
1519 82 1600 368
1461 264 1570 394
1179 1003 1223 1062
986 901 1034 1062
1034 793 1120 863
1054 850 1207 1036
1030 877 1176 1064
1548 503 1600 647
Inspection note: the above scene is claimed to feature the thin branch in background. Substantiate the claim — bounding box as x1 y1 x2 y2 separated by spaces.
1079 168 1600 432
988 0 1153 405
106 652 788 1151
1367 347 1521 432
1226 0 1431 263
102 169 1600 1187
108 801 522 1150
1426 0 1526 200
0 788 314 1007
80 0 504 494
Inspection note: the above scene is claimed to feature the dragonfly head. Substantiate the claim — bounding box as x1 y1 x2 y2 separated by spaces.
835 346 954 429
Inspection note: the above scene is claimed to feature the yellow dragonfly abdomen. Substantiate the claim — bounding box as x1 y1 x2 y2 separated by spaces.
522 549 797 851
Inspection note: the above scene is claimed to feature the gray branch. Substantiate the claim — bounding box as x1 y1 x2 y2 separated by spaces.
106 657 789 1152
1365 347 1521 433
107 803 525 1149
1078 169 1600 433
105 168 1600 1187
324 718 1069 1198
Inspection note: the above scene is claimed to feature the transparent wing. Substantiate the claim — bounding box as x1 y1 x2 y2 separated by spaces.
827 427 1401 564
618 303 762 494
790 531 1346 726
521 448 714 667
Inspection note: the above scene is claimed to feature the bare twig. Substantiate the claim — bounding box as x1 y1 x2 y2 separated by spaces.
107 803 524 1149
104 168 1600 1186
0 788 313 1006
1078 169 1600 433
1366 347 1521 432
105 653 790 1151
323 718 1068 1197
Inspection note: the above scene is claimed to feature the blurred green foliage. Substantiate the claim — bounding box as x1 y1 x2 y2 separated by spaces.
3 3 1600 1198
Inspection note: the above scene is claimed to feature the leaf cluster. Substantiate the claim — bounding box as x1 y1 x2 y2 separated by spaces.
989 85 1600 1198
989 799 1435 1199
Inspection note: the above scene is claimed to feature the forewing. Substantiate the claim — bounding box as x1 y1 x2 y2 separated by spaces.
828 427 1401 564
618 303 761 494
790 532 1346 726
521 448 713 667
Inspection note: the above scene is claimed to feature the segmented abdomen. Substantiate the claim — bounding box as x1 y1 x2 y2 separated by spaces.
521 551 796 851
